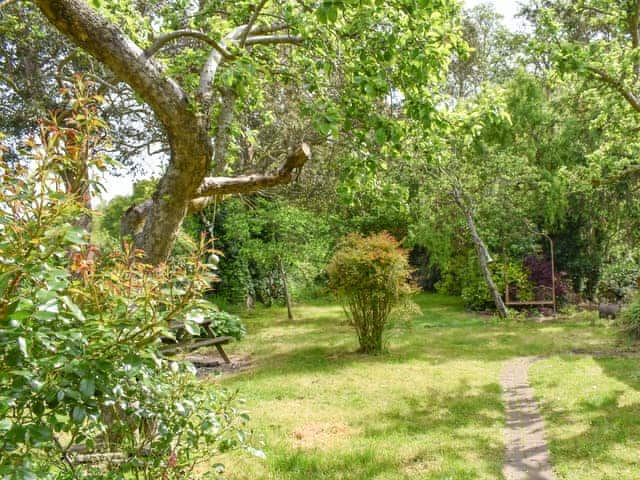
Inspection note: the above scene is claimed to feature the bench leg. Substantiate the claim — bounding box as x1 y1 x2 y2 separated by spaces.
204 325 216 338
215 343 231 363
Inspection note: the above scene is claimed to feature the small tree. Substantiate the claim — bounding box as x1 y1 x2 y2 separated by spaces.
327 233 414 354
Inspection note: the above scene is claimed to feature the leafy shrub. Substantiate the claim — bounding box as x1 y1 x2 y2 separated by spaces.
619 295 640 340
213 198 332 306
450 253 532 311
0 85 254 479
327 232 414 354
207 310 246 340
523 254 570 301
597 258 640 302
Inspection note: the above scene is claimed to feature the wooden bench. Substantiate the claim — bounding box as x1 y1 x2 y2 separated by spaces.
161 320 232 363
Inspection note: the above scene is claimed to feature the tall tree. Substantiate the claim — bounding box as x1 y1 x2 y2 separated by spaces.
33 0 461 264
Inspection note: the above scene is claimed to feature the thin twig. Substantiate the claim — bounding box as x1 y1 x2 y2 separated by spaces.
144 30 232 59
239 0 269 48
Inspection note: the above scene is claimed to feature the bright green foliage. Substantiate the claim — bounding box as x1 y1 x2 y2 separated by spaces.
409 64 640 303
434 249 533 311
619 295 640 340
98 179 156 240
460 258 533 312
0 101 253 479
80 0 463 175
207 310 246 340
214 198 331 305
597 256 640 303
327 232 414 354
522 1 640 295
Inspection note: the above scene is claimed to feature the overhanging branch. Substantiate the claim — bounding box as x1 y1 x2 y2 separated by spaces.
121 144 311 233
34 0 194 134
193 142 311 200
587 66 640 112
249 21 290 35
239 0 269 48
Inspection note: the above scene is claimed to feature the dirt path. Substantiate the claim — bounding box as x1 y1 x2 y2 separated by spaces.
500 357 555 480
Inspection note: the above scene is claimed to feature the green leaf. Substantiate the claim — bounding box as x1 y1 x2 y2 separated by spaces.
0 419 13 432
64 226 86 245
79 378 95 398
61 296 85 322
184 320 200 336
72 406 86 424
327 5 338 22
29 424 52 444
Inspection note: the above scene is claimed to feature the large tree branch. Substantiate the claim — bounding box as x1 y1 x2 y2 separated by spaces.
193 142 311 199
34 0 197 136
198 25 246 107
587 66 640 112
630 0 640 79
121 143 311 233
212 87 238 174
35 0 215 264
198 22 298 104
250 21 290 35
144 30 232 59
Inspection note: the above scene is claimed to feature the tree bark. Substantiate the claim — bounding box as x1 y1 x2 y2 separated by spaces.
278 257 294 320
452 187 508 318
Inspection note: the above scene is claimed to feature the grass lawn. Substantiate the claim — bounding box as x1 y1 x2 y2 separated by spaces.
205 293 635 479
530 356 640 479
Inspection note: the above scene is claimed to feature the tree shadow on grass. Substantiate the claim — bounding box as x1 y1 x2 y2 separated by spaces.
594 355 640 392
542 390 640 477
221 293 618 386
226 320 615 384
530 355 640 478
357 381 505 479
263 381 505 480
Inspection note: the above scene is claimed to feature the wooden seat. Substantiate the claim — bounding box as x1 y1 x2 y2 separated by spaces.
161 319 233 363
505 300 554 306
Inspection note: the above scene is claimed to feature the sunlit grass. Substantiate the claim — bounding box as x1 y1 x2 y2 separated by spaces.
530 356 640 479
205 293 624 479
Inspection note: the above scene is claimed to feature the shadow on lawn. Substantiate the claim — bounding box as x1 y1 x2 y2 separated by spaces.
359 381 505 479
266 381 505 480
234 320 615 383
543 389 640 474
594 356 640 392
530 355 640 477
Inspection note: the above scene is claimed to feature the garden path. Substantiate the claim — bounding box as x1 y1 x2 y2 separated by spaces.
501 357 556 480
